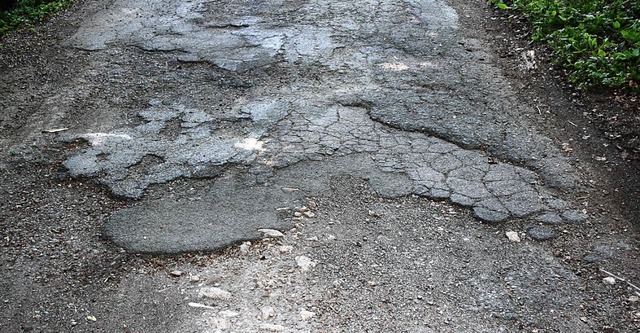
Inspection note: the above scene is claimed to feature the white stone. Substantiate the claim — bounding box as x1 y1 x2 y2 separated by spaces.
239 241 251 254
296 256 316 271
258 229 285 238
505 231 521 243
199 287 232 300
603 277 616 285
279 245 293 254
300 309 315 320
260 306 275 319
169 270 184 277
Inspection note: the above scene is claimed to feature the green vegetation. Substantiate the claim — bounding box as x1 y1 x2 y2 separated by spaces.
0 0 73 37
490 0 640 92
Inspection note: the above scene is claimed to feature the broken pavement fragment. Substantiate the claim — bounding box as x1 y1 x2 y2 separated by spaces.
64 98 587 226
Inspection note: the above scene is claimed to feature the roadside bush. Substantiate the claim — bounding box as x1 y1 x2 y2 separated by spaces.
0 0 72 36
490 0 640 92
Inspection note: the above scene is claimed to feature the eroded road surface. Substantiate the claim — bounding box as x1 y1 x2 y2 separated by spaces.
1 0 639 332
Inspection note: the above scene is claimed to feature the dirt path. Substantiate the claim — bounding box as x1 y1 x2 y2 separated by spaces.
1 0 639 332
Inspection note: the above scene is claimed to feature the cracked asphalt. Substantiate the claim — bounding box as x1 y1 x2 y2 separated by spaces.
1 0 640 332
61 0 586 251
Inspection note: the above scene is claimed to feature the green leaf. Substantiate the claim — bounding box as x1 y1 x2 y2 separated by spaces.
597 48 606 57
621 30 640 44
613 21 621 29
497 3 509 10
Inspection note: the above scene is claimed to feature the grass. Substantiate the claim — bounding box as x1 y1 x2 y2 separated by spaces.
0 0 73 37
489 0 640 93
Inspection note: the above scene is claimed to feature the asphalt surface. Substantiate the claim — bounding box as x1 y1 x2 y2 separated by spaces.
60 0 586 252
1 0 639 332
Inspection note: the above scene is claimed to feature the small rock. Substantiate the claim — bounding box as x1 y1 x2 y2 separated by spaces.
239 241 251 254
505 231 521 243
527 226 556 241
169 270 184 277
306 236 319 241
580 317 588 323
300 309 315 320
327 235 336 241
260 306 275 319
259 323 286 331
190 275 201 282
629 295 640 303
296 256 316 271
279 245 293 253
367 280 379 286
199 287 232 300
294 212 303 217
603 277 616 285
299 206 309 212
303 211 315 218
281 187 299 193
258 229 284 238
188 302 216 310
86 315 97 322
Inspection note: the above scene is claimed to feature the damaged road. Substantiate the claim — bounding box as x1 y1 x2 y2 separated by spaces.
1 0 639 332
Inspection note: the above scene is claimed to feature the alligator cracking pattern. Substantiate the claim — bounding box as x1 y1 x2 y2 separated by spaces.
63 0 587 223
64 97 586 224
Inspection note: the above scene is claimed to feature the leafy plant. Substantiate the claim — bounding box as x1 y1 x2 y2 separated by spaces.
490 0 640 92
0 0 73 37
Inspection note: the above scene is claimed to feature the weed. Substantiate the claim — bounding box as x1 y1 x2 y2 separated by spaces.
0 0 73 37
490 0 639 92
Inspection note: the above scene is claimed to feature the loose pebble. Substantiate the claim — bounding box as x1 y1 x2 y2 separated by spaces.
86 315 97 322
506 231 521 243
303 211 315 218
169 270 184 277
261 306 275 319
603 277 616 285
199 287 232 300
629 295 640 303
239 241 251 254
300 309 315 320
188 302 216 310
258 229 284 238
279 245 293 253
296 256 316 271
